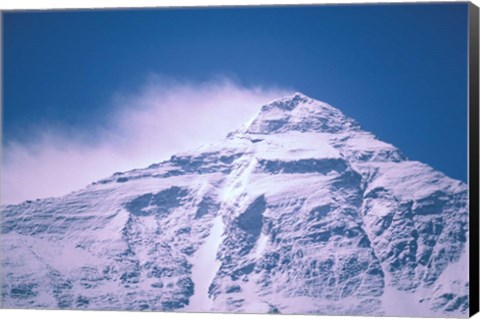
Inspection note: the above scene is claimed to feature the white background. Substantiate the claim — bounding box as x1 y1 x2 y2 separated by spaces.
0 0 479 319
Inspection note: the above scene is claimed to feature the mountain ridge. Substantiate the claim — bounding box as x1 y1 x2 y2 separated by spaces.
1 93 469 316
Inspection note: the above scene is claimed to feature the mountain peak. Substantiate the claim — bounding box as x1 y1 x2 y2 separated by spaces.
284 91 309 104
1 92 468 316
261 92 324 112
244 92 360 134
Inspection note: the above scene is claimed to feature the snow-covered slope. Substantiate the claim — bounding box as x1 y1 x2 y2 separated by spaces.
1 93 469 316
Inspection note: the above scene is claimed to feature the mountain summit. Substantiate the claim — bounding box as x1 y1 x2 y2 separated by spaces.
244 92 361 135
1 93 469 316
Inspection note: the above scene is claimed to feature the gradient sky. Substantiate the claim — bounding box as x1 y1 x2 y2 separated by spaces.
2 3 470 202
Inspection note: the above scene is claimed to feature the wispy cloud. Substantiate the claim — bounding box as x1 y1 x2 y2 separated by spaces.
2 76 291 205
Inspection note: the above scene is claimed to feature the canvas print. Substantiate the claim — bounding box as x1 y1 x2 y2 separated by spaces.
1 2 478 317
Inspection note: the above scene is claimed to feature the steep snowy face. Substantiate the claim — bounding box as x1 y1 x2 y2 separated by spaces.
244 92 361 134
1 93 469 316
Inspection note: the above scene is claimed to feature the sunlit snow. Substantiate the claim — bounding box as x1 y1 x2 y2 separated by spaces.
1 93 469 316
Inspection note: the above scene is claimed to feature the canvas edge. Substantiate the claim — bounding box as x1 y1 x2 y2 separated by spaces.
469 1 480 317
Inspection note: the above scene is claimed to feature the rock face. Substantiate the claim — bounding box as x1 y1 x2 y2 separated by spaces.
1 93 469 316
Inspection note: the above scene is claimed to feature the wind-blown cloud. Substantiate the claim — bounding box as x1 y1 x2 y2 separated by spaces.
2 77 291 204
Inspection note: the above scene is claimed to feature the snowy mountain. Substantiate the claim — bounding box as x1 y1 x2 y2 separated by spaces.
1 93 469 316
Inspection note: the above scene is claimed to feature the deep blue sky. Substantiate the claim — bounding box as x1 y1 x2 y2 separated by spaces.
3 3 469 182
